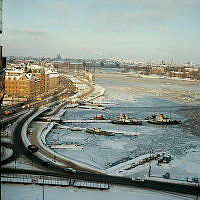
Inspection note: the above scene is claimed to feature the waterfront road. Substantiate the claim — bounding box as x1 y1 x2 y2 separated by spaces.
1 94 199 197
2 109 198 196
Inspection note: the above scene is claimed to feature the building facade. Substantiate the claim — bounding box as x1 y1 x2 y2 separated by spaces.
4 63 60 101
5 73 40 99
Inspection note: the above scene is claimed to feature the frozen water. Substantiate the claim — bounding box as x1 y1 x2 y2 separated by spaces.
45 74 200 179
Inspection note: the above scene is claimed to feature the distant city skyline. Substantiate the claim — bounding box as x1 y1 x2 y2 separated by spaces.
0 0 200 63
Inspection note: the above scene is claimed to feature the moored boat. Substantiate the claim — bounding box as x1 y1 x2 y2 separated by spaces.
92 114 107 120
86 128 113 136
112 113 142 125
147 113 181 125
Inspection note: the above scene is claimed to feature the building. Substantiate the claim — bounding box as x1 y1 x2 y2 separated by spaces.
4 62 60 101
57 62 84 74
47 68 59 90
5 73 40 100
29 64 46 94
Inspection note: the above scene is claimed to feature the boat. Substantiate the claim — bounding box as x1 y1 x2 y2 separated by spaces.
70 127 83 131
92 114 107 120
86 128 113 136
147 113 182 125
112 114 142 125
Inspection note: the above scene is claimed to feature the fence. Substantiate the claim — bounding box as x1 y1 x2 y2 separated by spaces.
1 173 110 190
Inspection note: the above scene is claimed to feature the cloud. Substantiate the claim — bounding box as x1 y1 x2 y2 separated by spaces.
42 1 70 12
92 50 104 56
10 28 47 37
23 29 47 36
87 0 198 26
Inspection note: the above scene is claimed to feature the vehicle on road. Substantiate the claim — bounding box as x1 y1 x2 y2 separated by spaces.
41 160 54 167
163 172 170 179
4 110 15 115
131 177 144 182
187 176 199 183
63 168 76 174
28 145 39 153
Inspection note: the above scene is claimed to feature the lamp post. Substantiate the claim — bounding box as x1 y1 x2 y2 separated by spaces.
43 176 45 200
53 151 56 163
148 148 153 177
14 158 16 169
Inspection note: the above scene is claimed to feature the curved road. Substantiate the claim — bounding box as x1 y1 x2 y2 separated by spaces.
1 142 16 165
1 81 198 196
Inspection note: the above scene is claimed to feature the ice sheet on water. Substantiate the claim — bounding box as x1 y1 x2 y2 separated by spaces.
45 75 200 178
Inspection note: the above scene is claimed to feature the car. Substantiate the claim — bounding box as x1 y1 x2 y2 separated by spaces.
192 177 199 183
4 110 15 115
186 177 193 182
163 172 170 179
63 168 76 174
28 145 38 153
131 177 144 182
27 129 33 135
41 160 54 167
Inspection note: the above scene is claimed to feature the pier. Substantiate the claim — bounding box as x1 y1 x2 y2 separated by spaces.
61 119 111 123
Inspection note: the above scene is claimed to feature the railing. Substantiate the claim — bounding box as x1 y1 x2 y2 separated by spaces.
1 173 110 190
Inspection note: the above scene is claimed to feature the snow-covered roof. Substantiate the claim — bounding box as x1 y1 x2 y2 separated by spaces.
29 65 43 69
68 77 81 83
49 73 59 78
5 73 40 82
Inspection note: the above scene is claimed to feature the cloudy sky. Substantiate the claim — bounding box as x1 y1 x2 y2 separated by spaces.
0 0 200 62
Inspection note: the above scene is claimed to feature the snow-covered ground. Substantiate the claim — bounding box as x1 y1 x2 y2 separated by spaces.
1 184 194 200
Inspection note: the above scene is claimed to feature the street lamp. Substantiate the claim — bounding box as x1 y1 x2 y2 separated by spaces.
43 176 45 200
148 148 153 177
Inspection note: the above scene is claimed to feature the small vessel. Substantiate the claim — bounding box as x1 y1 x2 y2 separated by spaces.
86 128 113 136
112 113 142 125
147 113 181 125
92 114 107 120
70 127 83 131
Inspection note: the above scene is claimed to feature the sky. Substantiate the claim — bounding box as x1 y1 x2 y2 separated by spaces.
0 0 200 63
